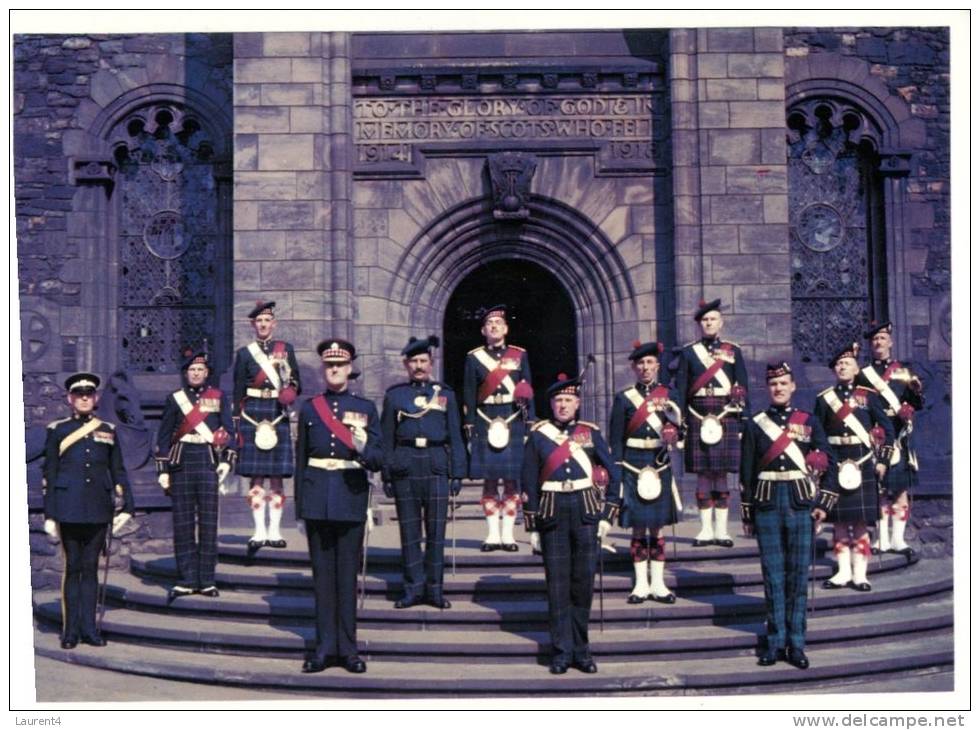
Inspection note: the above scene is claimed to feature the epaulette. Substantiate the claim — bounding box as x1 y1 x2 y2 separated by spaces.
578 420 600 430
467 346 485 355
46 417 72 429
817 386 835 397
530 421 549 432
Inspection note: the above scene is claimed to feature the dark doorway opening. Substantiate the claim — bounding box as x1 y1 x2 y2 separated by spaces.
442 259 578 419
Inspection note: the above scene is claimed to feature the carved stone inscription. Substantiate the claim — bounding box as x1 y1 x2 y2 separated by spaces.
354 94 661 173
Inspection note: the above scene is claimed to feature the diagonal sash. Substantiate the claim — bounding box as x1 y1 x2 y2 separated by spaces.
173 389 219 443
537 422 593 482
688 342 733 396
59 418 103 455
624 386 669 436
821 390 872 449
473 347 521 403
861 364 903 414
755 411 810 471
248 341 284 390
311 394 356 450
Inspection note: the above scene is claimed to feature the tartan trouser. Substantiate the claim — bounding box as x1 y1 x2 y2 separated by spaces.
60 522 107 641
540 492 599 664
392 449 449 601
306 519 365 659
170 443 219 589
754 483 813 652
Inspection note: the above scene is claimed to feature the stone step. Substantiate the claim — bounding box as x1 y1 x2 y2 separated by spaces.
31 627 954 696
32 590 953 660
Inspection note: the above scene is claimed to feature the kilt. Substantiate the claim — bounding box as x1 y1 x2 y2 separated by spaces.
468 403 527 481
236 396 293 477
170 443 219 588
827 443 878 525
684 395 741 474
619 447 679 530
881 436 918 499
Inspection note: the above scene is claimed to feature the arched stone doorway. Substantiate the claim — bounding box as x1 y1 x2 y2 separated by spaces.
442 260 578 418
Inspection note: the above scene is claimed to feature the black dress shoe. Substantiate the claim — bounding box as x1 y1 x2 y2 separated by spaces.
394 596 422 609
301 656 333 673
650 592 677 604
786 647 810 669
198 586 220 598
481 542 500 552
60 637 78 650
714 537 735 548
549 660 569 675
266 538 287 549
822 579 848 590
692 538 713 547
573 658 598 674
757 648 785 666
426 597 451 609
850 581 872 592
894 546 916 561
501 542 519 552
246 540 263 557
167 585 195 602
627 593 646 605
80 634 107 647
342 655 367 673
871 546 882 555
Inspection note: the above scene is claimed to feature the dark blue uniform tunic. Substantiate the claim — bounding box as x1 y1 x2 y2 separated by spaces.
381 380 467 604
294 388 383 661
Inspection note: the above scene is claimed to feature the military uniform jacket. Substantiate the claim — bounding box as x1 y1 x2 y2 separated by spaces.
381 380 467 482
155 385 237 472
859 358 924 453
674 337 750 414
295 390 383 522
462 344 536 424
43 414 135 523
608 381 682 464
521 419 620 530
232 339 301 415
739 404 834 520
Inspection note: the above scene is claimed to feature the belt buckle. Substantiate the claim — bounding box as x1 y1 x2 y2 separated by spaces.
492 394 503 405
326 459 339 469
561 480 574 492
414 437 428 449
262 388 273 398
646 438 656 448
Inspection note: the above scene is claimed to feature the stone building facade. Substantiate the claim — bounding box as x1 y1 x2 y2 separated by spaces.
15 27 952 509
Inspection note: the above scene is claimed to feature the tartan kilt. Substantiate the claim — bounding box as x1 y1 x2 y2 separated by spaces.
827 443 879 525
881 441 918 499
467 403 527 481
236 397 294 477
619 447 678 530
683 395 741 474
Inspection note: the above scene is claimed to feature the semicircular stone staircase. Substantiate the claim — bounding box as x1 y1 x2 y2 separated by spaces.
32 483 954 698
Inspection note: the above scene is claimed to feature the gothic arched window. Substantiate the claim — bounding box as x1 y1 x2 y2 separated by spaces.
109 102 231 373
787 98 888 363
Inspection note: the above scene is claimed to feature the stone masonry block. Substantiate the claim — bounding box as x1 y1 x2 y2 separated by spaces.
235 230 285 260
706 78 758 101
719 314 767 344
700 166 726 195
739 224 789 253
697 54 728 78
261 84 314 106
354 208 388 237
292 58 322 83
235 134 258 171
353 181 402 209
235 172 296 201
709 254 761 284
708 129 760 165
290 106 323 133
263 260 319 290
710 196 764 225
263 33 310 57
707 28 755 53
765 313 792 344
236 107 290 133
727 53 783 79
257 134 314 171
699 101 729 128
726 165 787 194
235 58 292 84
757 255 791 283
753 29 784 53
760 128 787 165
235 84 261 106
233 262 262 290
763 194 789 224
729 101 785 129
672 226 702 257
670 79 696 104
258 201 316 230
702 224 740 254
757 78 786 101
285 231 324 260
733 283 791 314
234 200 258 230
673 195 700 227
296 171 326 200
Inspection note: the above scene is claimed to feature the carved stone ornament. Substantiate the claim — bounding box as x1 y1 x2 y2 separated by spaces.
69 157 116 186
487 151 537 221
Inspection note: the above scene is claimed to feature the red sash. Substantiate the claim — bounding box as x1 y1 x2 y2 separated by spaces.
311 395 356 451
477 346 523 403
688 356 727 397
759 411 810 469
539 424 591 483
831 397 854 425
882 361 902 381
174 388 222 441
251 341 287 388
626 385 670 435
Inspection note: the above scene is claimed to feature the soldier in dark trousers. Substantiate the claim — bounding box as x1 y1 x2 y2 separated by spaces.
608 341 684 604
816 343 895 592
295 339 383 674
463 304 535 552
156 351 236 600
523 372 620 675
674 299 749 548
858 322 925 557
233 300 301 551
740 362 834 670
381 336 467 610
42 373 134 649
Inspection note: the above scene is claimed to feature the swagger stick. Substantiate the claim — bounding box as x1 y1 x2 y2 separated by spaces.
359 483 374 612
97 519 114 634
597 535 605 633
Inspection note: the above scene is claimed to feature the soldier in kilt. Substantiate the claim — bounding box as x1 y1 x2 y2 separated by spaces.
815 342 895 592
233 301 300 551
463 305 535 552
156 350 236 599
608 341 684 604
674 299 749 548
740 362 834 670
858 322 925 557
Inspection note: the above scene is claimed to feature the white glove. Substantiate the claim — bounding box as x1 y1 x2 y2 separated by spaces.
218 481 230 496
158 473 170 491
365 507 374 534
597 520 612 541
351 426 368 453
43 519 59 539
112 512 132 536
529 531 541 553
216 462 231 485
